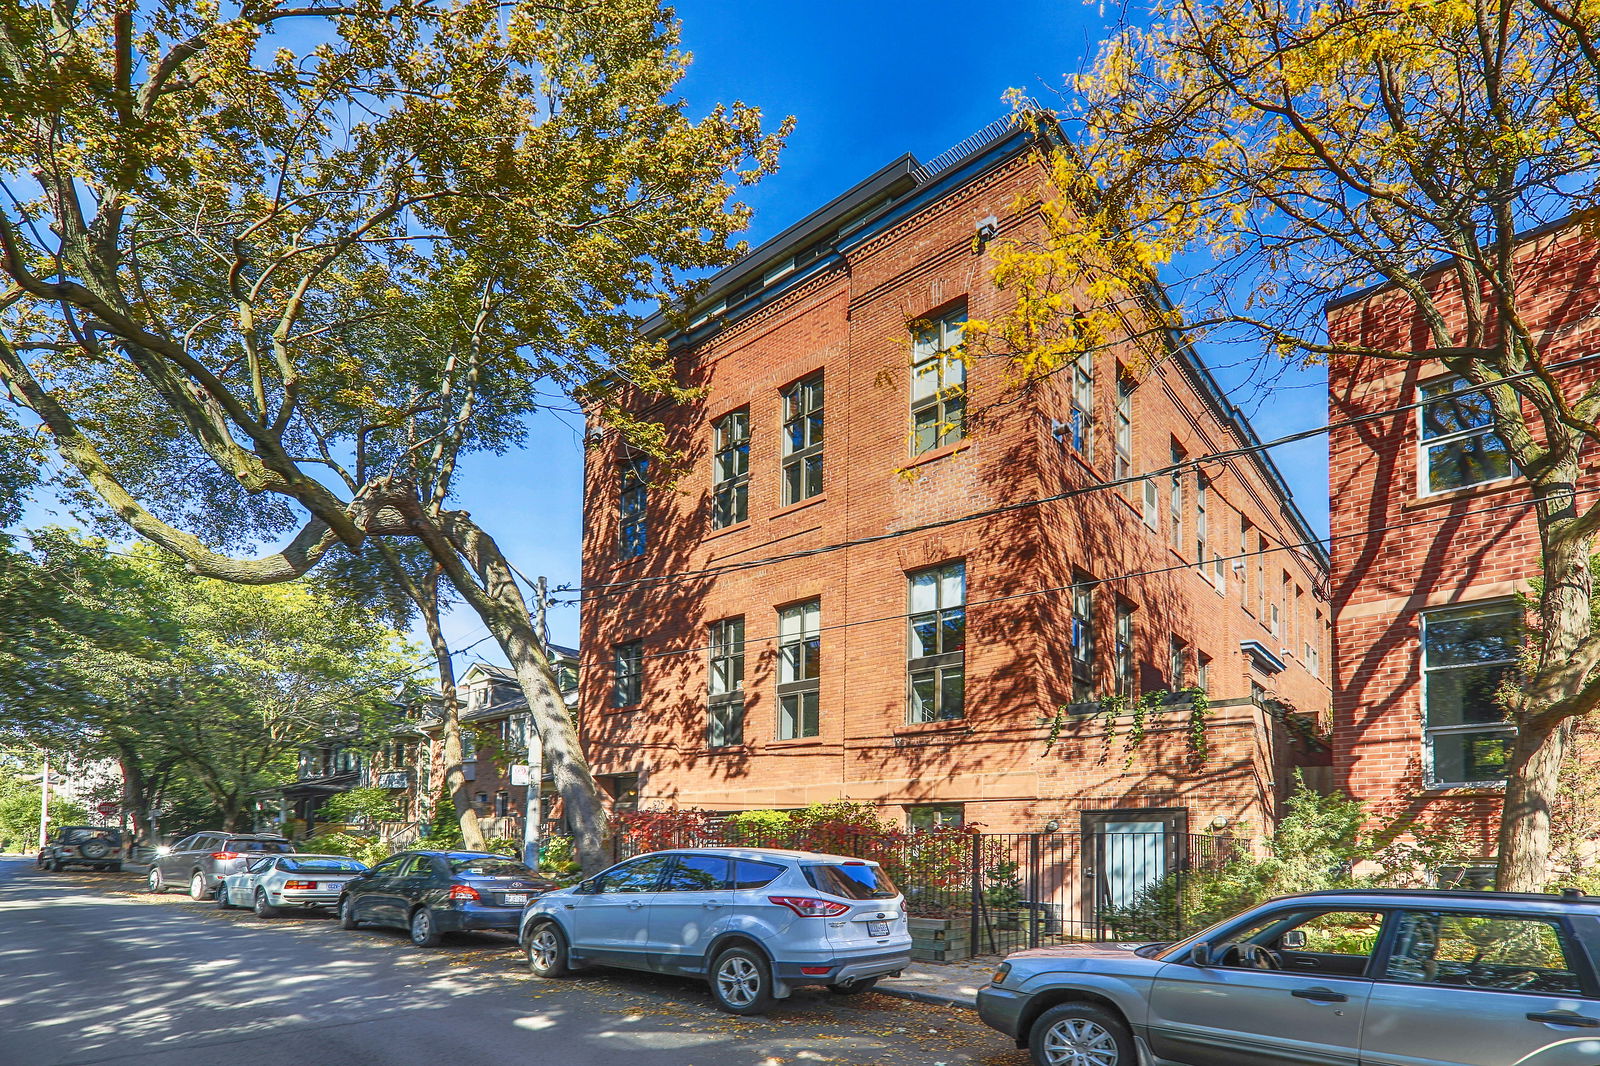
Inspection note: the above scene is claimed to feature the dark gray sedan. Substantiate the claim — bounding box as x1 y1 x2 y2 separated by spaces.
336 851 558 947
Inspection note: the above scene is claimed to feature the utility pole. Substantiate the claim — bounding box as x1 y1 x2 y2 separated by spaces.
37 753 50 850
522 576 548 870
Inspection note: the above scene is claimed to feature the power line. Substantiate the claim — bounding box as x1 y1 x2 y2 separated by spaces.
574 347 1600 598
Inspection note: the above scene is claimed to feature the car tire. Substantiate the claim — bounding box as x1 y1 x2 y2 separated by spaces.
338 896 360 930
50 858 63 873
409 907 442 948
216 884 234 909
525 921 570 978
253 889 279 919
828 978 878 995
108 863 123 873
1028 1002 1134 1066
189 873 208 901
709 945 775 1016
81 839 110 860
147 867 165 893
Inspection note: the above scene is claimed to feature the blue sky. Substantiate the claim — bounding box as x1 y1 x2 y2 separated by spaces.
21 0 1331 664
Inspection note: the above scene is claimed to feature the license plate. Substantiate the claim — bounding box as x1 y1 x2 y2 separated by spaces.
868 920 890 937
503 893 528 906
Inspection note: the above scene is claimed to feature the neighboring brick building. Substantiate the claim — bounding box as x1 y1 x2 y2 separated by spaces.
1328 219 1600 867
580 119 1331 905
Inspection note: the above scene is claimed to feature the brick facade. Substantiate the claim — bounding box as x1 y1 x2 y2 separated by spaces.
1328 219 1600 858
581 123 1331 845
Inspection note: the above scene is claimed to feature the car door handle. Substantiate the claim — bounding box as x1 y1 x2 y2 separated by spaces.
627 900 645 909
1527 1011 1600 1027
703 901 724 908
1291 988 1348 1003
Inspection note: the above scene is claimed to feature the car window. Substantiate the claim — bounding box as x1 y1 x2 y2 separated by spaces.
732 859 785 890
449 856 534 877
596 855 672 893
662 855 731 891
280 857 367 873
179 835 208 851
1386 911 1584 994
1211 908 1386 973
402 855 440 877
62 828 92 843
245 857 277 874
369 855 407 875
803 863 898 900
231 839 293 853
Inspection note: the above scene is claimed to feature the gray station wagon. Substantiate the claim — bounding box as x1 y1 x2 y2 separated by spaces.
147 832 295 899
978 887 1600 1066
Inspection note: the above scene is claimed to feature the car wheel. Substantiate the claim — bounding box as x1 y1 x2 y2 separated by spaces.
1029 1003 1133 1066
338 896 360 930
709 945 774 1015
253 888 279 919
108 863 123 873
409 907 442 948
50 858 63 873
189 873 208 901
525 922 570 978
828 977 878 995
216 884 233 909
147 867 165 893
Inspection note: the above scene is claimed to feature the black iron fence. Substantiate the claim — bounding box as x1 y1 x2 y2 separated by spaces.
608 825 1238 955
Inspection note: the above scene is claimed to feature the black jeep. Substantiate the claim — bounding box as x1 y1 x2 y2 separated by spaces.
37 825 124 872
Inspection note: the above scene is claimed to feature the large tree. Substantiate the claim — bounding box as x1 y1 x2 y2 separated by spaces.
0 0 788 870
998 0 1600 889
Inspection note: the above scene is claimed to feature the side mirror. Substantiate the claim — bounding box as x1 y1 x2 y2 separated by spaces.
1189 941 1215 967
154 845 172 857
577 878 599 895
1279 930 1308 950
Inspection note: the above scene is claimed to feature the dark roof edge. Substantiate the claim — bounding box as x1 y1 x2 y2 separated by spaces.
1323 211 1584 314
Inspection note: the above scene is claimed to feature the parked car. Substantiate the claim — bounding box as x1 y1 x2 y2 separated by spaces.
146 831 295 899
336 850 557 947
217 853 369 918
518 846 912 1015
978 886 1600 1066
36 825 124 872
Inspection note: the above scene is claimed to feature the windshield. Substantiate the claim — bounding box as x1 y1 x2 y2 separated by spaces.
450 856 535 878
280 857 366 873
802 863 898 900
232 840 293 853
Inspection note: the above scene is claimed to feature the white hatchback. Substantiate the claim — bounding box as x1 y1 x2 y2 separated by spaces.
218 853 369 918
518 846 912 1014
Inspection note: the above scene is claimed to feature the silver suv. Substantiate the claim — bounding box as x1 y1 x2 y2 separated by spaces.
147 832 295 899
978 887 1600 1066
518 847 912 1014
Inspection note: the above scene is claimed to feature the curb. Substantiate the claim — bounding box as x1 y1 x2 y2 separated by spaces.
876 985 977 1010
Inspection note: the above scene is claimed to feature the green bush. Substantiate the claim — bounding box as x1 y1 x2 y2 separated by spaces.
299 831 395 867
539 834 578 874
321 787 404 826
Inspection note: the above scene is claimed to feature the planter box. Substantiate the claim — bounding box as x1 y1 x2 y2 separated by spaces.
909 916 971 962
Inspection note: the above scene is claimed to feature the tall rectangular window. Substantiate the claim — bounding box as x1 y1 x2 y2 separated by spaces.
1114 599 1135 698
1069 354 1094 457
613 641 642 708
908 561 966 722
1241 517 1252 607
1168 635 1187 689
1419 376 1512 494
1169 445 1185 554
708 618 745 748
1257 537 1267 621
781 374 824 505
1114 370 1133 484
1071 574 1095 701
777 600 821 739
1142 479 1159 529
712 409 750 528
618 457 648 559
910 308 967 455
1196 653 1211 693
1196 475 1209 567
1422 602 1519 786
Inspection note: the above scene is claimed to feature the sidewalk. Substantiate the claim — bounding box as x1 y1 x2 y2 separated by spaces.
878 943 1136 1008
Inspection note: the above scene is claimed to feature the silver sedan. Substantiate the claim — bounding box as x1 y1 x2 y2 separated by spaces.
218 854 369 918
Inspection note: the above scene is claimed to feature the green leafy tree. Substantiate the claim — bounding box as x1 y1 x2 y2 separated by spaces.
0 0 789 873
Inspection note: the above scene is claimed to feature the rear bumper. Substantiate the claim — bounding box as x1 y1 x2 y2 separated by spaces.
432 903 523 933
975 985 1027 1041
275 890 343 908
773 948 912 987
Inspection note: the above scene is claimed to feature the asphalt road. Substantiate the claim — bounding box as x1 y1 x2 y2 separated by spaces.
0 856 1024 1066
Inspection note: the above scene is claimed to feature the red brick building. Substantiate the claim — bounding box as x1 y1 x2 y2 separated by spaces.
1328 219 1600 869
580 120 1331 875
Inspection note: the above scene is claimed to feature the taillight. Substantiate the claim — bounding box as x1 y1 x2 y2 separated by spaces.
448 884 481 902
768 895 849 917
211 852 242 860
283 880 316 889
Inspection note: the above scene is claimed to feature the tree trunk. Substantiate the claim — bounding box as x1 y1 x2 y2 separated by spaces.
416 567 487 851
117 747 151 845
1494 719 1567 891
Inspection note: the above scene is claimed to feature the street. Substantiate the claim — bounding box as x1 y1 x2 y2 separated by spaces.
0 857 1021 1066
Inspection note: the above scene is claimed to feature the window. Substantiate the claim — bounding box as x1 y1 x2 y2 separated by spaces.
782 374 824 504
1169 635 1187 689
1114 600 1135 697
1169 444 1184 553
1069 354 1093 457
613 641 642 708
1422 601 1519 786
1241 518 1252 607
908 561 966 722
595 854 672 893
1210 908 1386 973
1196 474 1208 566
494 790 509 816
1386 911 1580 994
1142 478 1159 529
712 408 750 528
618 456 648 558
1114 370 1133 483
910 307 967 455
1196 653 1210 693
1071 574 1095 700
907 805 965 831
1257 537 1267 620
708 617 745 748
605 773 640 811
662 854 731 891
777 601 820 739
732 859 785 889
1419 376 1512 494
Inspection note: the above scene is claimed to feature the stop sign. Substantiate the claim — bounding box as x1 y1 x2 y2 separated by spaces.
97 801 117 818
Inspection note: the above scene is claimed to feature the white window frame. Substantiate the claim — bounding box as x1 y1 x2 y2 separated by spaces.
1420 600 1519 788
910 308 967 456
1417 375 1514 496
